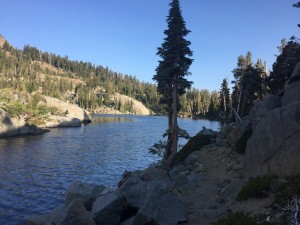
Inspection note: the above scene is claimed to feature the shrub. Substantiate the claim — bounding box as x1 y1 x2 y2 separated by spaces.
273 175 300 207
237 175 277 201
213 211 276 225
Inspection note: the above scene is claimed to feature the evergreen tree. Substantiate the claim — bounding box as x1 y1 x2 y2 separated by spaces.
231 52 265 117
267 41 300 94
153 0 193 168
218 79 230 120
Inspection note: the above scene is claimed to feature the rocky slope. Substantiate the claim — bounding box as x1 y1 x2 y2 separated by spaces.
0 109 47 137
94 93 151 115
42 96 92 128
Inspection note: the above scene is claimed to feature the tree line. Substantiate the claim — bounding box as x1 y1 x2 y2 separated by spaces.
0 36 219 116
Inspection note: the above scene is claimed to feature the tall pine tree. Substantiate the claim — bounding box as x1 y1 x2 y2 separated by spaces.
153 0 193 168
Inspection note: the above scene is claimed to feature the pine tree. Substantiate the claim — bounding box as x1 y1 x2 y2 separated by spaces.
153 0 193 168
267 41 300 94
219 79 230 120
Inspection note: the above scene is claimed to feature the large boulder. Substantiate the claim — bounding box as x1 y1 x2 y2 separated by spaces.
45 116 82 128
120 174 174 209
227 117 251 145
133 193 187 225
282 62 300 106
0 109 26 137
244 101 300 177
27 202 95 225
226 117 252 153
43 96 92 123
0 109 48 137
92 191 124 225
249 95 281 130
59 200 96 225
65 181 106 210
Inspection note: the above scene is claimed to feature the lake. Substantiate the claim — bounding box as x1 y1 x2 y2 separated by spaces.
0 115 221 225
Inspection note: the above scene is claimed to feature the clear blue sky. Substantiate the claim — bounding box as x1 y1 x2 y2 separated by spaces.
0 0 299 91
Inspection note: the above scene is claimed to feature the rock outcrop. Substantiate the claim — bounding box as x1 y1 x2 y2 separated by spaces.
244 101 300 177
245 62 300 178
281 62 300 106
42 96 92 127
249 95 281 131
113 93 150 115
0 109 47 138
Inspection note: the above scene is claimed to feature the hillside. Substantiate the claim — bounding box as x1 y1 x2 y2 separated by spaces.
0 36 220 118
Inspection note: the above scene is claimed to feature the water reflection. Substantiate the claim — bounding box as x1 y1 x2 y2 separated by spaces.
91 114 134 124
0 115 220 225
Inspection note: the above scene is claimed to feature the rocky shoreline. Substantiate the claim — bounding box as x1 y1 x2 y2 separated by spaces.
25 128 247 225
26 62 300 225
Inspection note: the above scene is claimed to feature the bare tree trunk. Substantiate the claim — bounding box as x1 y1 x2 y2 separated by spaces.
166 77 178 169
163 98 173 167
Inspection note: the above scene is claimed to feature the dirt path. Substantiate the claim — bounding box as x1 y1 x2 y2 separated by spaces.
180 143 245 225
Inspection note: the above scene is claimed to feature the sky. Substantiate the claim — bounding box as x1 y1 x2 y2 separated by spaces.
0 0 299 91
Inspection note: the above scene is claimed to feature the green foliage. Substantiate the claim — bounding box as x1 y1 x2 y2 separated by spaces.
237 176 277 201
231 52 266 118
174 133 213 164
213 211 275 225
267 40 300 94
273 175 300 207
0 36 218 117
219 78 230 120
149 128 191 158
0 91 61 126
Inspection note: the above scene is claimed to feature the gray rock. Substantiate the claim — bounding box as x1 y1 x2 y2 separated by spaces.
139 166 169 182
282 62 300 106
187 173 202 186
92 191 124 225
59 200 96 225
184 152 200 165
66 181 106 210
244 101 300 177
249 95 281 130
26 214 51 225
169 164 189 179
287 61 300 85
120 174 174 209
174 174 189 187
282 80 300 106
48 206 66 225
227 117 251 145
120 216 135 225
134 193 187 225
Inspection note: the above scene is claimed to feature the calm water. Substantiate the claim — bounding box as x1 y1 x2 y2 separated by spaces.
0 115 221 225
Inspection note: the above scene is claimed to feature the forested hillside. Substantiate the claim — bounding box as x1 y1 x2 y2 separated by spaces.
0 36 220 117
2 35 297 120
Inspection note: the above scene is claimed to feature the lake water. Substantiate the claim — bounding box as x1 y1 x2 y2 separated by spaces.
0 115 221 225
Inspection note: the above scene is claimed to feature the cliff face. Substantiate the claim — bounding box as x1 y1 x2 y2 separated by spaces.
244 62 300 178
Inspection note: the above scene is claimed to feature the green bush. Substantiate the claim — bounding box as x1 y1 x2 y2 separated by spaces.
237 175 277 201
273 175 300 207
213 211 275 225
